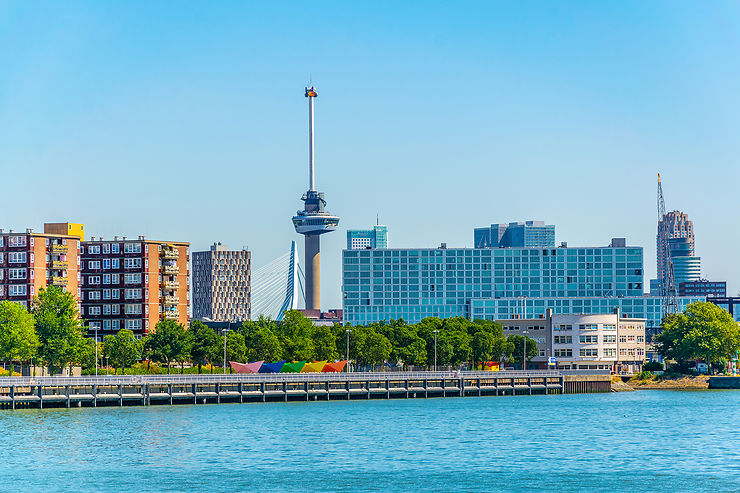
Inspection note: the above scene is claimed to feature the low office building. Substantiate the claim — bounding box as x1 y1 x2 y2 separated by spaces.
0 226 82 309
474 221 555 248
498 310 646 374
81 236 189 338
679 280 726 298
192 243 251 322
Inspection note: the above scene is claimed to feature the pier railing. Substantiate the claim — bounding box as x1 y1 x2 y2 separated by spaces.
0 370 561 387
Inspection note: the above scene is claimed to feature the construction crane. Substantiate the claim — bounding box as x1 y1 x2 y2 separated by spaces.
657 173 679 317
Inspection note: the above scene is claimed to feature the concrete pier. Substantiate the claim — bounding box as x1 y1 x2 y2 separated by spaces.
0 371 610 410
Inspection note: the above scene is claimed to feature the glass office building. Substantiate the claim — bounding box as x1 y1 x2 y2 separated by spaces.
342 241 704 327
347 225 389 250
474 221 555 248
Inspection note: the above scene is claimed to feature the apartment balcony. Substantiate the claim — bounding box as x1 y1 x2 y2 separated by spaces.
50 276 68 286
163 295 179 306
162 310 179 320
161 280 180 290
161 249 179 260
49 244 67 254
50 260 68 269
161 265 179 275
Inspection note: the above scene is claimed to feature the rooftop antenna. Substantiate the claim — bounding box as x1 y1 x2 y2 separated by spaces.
376 213 379 226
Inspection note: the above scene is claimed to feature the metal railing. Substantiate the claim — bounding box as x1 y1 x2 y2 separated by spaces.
0 370 564 387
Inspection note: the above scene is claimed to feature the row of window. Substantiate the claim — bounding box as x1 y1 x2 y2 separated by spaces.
84 243 138 254
85 304 143 316
88 319 144 331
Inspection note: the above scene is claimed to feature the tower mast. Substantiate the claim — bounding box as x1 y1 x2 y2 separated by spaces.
657 173 678 317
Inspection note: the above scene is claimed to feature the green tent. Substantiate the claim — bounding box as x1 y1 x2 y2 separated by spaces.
281 361 306 373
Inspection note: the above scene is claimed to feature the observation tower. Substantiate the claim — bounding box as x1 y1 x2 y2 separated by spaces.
292 86 339 310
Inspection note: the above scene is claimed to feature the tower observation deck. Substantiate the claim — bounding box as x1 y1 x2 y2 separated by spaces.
292 86 339 310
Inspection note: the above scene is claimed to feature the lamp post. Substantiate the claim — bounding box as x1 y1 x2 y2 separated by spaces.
345 329 352 372
94 326 99 377
222 328 231 374
522 329 529 371
433 330 439 371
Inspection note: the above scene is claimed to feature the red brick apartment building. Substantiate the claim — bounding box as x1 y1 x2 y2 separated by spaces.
0 226 82 309
81 236 189 338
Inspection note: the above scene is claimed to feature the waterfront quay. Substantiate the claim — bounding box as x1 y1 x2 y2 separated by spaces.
0 371 610 410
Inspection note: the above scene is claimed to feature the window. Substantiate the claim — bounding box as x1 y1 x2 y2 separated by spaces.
125 288 142 300
88 306 101 316
554 324 572 331
88 291 101 300
124 243 142 254
102 243 110 254
579 324 598 331
8 236 26 247
124 273 142 284
103 259 111 269
103 289 111 299
579 348 598 357
8 252 27 264
627 335 635 342
89 321 101 330
112 289 120 299
111 274 120 284
124 258 142 269
538 349 546 357
88 276 101 285
111 304 120 315
637 336 644 343
88 261 101 269
111 259 120 269
8 268 27 280
88 245 101 254
103 274 111 284
103 305 111 315
125 304 142 315
125 319 142 330
8 285 27 296
603 335 616 344
603 348 616 357
580 335 598 344
554 335 572 344
554 349 572 357
111 243 120 254
603 324 616 331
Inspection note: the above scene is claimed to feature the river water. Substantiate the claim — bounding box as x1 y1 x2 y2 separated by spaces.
1 390 739 492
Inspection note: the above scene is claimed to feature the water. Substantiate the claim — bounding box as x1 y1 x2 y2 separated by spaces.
2 391 740 492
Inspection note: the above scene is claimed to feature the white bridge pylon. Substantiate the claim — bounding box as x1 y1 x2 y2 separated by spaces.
251 241 304 321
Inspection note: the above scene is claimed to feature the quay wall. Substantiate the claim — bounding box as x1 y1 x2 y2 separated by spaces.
0 371 610 410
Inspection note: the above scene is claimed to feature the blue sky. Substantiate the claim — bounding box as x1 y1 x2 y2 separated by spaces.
2 1 739 308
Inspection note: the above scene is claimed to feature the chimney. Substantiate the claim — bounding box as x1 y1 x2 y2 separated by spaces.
26 228 33 233
139 235 145 240
114 236 119 241
90 236 95 241
122 236 127 240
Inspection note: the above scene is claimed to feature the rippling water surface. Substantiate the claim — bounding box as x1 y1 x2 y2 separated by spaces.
2 390 740 491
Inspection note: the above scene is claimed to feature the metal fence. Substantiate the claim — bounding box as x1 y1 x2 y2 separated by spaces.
0 370 564 387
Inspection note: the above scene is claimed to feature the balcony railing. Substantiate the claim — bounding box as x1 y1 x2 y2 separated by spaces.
50 276 68 286
161 265 179 275
161 281 179 290
161 249 179 259
162 311 179 320
163 295 179 305
50 261 68 269
49 244 67 254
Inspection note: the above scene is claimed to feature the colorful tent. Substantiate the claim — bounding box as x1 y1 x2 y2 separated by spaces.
321 360 348 372
259 361 286 373
281 361 306 373
301 361 328 373
230 360 263 374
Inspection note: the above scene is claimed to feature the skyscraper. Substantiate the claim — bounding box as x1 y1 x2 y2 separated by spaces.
347 225 388 250
657 210 695 284
292 86 339 310
474 221 555 248
192 243 251 322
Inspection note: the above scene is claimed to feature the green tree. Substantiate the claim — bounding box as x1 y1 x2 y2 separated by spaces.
508 335 538 369
242 321 283 362
0 300 39 368
224 331 247 371
103 329 143 374
32 286 86 374
353 328 392 368
188 320 220 373
144 320 189 374
312 325 339 361
278 310 315 361
655 301 740 370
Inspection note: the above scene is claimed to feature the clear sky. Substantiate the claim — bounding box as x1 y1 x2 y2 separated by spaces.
2 1 739 308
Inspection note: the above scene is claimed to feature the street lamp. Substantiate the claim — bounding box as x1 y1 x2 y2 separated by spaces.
222 328 231 374
94 326 99 377
522 329 529 371
345 329 352 372
433 330 439 371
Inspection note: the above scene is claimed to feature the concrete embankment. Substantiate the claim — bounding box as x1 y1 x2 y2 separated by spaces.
628 375 709 390
708 376 740 389
0 371 610 410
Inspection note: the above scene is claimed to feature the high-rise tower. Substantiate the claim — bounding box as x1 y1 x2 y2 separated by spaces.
292 86 339 310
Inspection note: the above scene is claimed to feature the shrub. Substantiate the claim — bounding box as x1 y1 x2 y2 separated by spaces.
643 361 663 372
633 370 654 381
